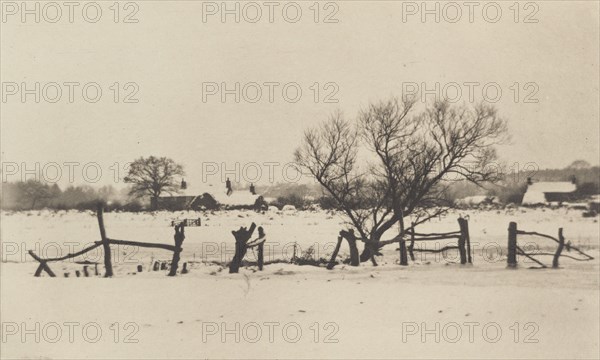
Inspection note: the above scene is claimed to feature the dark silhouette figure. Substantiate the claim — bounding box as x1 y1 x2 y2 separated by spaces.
226 177 233 196
249 183 256 195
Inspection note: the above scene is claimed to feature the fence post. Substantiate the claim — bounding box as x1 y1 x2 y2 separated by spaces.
258 243 264 271
507 222 518 268
457 218 467 264
464 219 472 264
96 203 113 277
552 228 565 268
408 224 415 261
457 218 472 264
399 239 408 266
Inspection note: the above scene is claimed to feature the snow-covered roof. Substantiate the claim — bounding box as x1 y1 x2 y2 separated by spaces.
522 182 576 205
526 182 577 193
159 182 259 206
212 191 260 206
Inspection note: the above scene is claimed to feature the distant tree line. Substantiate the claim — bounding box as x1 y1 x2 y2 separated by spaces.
1 156 186 211
2 160 597 211
1 180 144 211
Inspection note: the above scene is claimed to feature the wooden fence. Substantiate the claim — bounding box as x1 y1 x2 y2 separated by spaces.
507 221 594 268
401 217 472 265
28 204 187 277
171 218 201 227
326 217 472 269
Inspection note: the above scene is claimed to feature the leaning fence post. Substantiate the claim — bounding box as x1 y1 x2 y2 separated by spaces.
327 236 343 270
96 203 113 277
552 228 565 268
507 222 518 268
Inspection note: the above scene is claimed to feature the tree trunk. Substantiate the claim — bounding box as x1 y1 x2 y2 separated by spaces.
339 230 360 266
359 247 372 262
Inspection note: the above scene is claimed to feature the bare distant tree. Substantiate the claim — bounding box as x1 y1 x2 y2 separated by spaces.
295 98 507 264
124 156 185 210
17 180 53 210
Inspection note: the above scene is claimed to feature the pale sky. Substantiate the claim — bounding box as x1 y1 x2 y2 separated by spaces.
1 1 599 187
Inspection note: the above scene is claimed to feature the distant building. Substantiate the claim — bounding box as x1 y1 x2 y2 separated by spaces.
157 179 264 210
522 178 577 205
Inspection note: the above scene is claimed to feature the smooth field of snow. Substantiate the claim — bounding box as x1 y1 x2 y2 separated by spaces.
1 208 598 359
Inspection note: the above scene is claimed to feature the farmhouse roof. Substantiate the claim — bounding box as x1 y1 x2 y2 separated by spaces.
522 181 576 205
526 182 577 193
158 182 260 206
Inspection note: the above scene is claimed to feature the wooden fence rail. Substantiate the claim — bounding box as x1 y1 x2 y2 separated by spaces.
403 217 472 265
507 221 594 269
327 217 472 269
28 204 187 277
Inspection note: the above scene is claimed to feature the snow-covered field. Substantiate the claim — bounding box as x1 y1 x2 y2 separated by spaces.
1 208 599 359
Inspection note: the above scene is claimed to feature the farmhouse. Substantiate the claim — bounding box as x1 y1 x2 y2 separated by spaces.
157 180 264 210
521 178 577 205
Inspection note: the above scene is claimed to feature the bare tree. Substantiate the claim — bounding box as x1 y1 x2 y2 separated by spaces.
124 156 185 210
295 98 507 265
17 180 53 210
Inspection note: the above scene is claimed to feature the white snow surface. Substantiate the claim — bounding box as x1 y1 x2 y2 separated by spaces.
1 208 598 359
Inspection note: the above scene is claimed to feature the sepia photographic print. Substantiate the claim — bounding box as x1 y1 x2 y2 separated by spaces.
1 1 599 359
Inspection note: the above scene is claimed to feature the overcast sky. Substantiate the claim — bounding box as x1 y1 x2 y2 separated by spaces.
1 1 598 187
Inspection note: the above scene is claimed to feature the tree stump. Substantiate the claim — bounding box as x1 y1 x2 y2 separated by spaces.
182 263 189 274
153 261 160 271
83 266 89 277
168 224 185 276
229 223 257 273
137 265 143 273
